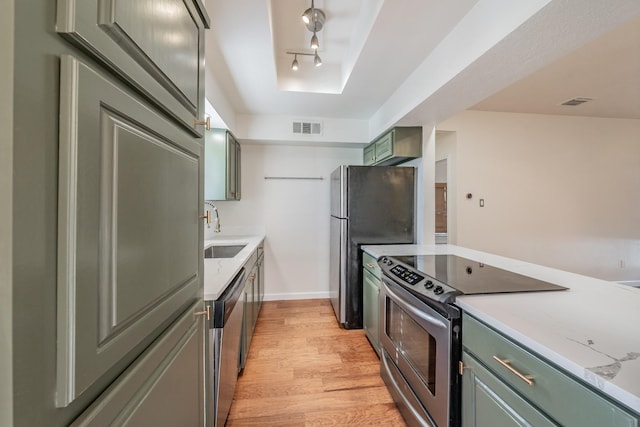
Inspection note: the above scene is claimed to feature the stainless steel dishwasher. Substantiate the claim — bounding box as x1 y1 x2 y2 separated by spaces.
206 268 246 427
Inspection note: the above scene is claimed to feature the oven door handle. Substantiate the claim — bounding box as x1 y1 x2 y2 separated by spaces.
382 278 448 330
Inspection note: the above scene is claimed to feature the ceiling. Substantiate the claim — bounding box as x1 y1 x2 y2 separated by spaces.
204 0 478 119
204 1 640 131
472 14 640 119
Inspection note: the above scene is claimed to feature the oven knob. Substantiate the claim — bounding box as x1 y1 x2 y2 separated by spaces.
424 280 434 289
433 286 444 295
386 259 394 266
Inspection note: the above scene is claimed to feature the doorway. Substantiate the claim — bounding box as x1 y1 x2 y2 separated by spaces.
435 159 447 244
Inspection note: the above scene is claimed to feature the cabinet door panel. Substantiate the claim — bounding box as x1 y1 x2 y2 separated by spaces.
56 0 208 136
363 268 380 356
71 302 205 426
374 132 394 162
462 352 558 427
363 144 376 165
57 56 202 407
204 129 242 201
102 0 200 107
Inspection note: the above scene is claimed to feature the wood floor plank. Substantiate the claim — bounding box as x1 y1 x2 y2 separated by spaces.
227 299 406 426
304 403 407 426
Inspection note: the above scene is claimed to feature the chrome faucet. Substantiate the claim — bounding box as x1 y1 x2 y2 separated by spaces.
204 201 221 233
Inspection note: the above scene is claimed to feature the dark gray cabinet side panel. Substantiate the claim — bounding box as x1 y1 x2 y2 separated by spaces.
56 0 209 136
70 302 205 426
57 55 201 407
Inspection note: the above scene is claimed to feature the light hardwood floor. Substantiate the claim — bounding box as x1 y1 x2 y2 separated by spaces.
227 299 407 426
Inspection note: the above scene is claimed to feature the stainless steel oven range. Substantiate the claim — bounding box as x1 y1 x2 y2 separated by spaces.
378 254 567 427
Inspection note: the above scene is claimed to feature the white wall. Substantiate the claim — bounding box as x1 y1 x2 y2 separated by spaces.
210 143 362 300
438 110 640 281
236 114 369 146
436 131 458 244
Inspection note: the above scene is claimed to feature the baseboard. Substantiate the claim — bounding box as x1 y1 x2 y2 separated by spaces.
264 291 331 301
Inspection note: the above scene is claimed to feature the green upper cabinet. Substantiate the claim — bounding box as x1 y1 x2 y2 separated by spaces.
56 0 210 137
363 127 422 166
363 143 376 165
205 129 242 201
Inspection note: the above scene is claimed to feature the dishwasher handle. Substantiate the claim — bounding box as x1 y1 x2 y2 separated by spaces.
211 268 246 328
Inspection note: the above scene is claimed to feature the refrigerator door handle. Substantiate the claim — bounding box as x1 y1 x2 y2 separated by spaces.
338 219 348 322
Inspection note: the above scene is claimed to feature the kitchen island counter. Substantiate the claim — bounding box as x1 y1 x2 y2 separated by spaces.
204 233 265 301
362 244 640 414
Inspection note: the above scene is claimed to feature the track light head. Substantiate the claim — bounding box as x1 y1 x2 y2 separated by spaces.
310 32 319 50
291 55 299 71
314 51 322 67
301 2 325 32
302 0 314 24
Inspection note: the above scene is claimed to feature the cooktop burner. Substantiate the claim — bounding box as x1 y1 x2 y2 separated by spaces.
378 254 567 304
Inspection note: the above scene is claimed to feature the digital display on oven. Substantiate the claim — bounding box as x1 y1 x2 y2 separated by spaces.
390 264 425 285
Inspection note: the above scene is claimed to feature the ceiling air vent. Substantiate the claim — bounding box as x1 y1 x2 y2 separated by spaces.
560 97 593 106
292 121 322 135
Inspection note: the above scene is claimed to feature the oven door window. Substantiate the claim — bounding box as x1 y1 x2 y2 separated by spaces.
386 298 437 394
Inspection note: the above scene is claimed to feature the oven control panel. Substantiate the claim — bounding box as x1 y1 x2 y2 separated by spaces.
378 256 461 304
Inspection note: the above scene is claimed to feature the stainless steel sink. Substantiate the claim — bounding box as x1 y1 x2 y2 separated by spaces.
204 244 246 259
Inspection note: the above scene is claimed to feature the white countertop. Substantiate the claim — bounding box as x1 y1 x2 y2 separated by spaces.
203 234 265 301
363 244 640 414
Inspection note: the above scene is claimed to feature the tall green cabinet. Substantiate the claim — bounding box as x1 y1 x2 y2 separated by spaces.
5 1 211 425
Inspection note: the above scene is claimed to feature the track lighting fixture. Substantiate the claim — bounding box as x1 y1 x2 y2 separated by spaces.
287 51 321 70
290 1 326 70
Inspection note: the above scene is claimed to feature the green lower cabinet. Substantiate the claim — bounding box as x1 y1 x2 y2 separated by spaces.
362 268 380 356
462 313 639 427
240 247 263 371
462 351 558 427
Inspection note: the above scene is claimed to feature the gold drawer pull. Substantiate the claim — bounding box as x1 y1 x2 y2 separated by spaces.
366 263 376 269
492 356 535 386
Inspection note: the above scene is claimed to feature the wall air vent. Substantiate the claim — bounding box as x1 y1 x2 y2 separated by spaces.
560 97 593 106
292 121 322 135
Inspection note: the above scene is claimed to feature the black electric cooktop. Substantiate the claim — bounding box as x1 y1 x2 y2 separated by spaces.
379 254 567 304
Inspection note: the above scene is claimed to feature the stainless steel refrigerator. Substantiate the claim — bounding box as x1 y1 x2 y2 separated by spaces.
330 165 415 329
